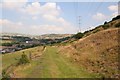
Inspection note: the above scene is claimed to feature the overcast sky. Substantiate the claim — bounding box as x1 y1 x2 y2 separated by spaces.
0 0 118 35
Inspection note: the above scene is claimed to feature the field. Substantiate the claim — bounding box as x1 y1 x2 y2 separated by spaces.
1 40 13 44
2 28 119 78
2 46 44 70
59 28 119 78
2 46 100 78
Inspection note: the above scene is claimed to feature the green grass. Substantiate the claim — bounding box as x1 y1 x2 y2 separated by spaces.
3 46 100 78
26 46 100 78
1 40 13 44
2 46 43 70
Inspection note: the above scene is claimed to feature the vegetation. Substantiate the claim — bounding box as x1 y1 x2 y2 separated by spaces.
112 15 120 21
1 41 19 46
12 36 32 42
1 43 13 46
2 46 100 78
26 47 99 78
18 53 30 65
2 46 43 69
2 70 10 78
115 22 120 28
104 21 108 25
59 28 119 78
73 32 84 39
102 24 109 29
1 15 120 78
93 29 100 33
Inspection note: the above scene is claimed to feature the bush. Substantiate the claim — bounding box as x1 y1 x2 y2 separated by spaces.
1 43 12 46
73 32 84 39
18 53 30 65
104 21 107 25
93 29 100 33
1 41 19 46
112 15 120 21
2 70 10 78
84 30 89 34
102 24 109 29
115 22 120 27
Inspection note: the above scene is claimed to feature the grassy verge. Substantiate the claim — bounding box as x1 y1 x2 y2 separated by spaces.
2 46 43 70
2 46 101 78
27 46 100 78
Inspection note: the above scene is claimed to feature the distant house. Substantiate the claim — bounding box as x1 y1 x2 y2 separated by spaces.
1 36 12 40
26 41 33 44
0 45 21 54
25 40 40 44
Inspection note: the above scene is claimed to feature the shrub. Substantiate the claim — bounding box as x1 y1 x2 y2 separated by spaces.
104 21 107 25
115 22 120 27
84 30 89 34
2 70 10 78
2 43 12 46
73 32 84 39
102 24 109 29
112 15 120 21
93 29 100 33
18 53 30 65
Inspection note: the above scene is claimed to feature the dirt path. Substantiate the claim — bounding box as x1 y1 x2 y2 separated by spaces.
26 46 98 78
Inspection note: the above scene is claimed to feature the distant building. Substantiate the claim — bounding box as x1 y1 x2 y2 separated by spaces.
25 40 40 44
1 36 12 40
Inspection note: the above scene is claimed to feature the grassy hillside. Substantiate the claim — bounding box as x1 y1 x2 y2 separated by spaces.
59 28 119 78
2 46 44 70
40 34 73 39
83 15 120 37
1 40 13 44
2 15 120 78
2 46 100 78
57 15 120 46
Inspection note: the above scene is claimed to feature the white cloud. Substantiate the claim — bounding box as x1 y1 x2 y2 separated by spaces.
1 19 77 35
30 24 77 34
108 5 118 19
42 3 60 16
43 14 57 21
112 12 118 17
21 2 41 15
2 1 61 20
20 2 60 17
2 0 28 2
1 2 78 34
92 12 107 21
92 5 118 23
108 5 118 12
0 19 23 28
31 25 64 33
0 19 24 33
1 0 28 9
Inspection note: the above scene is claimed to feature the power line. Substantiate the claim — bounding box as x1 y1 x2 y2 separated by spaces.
74 0 79 33
84 2 103 30
118 1 120 15
74 0 82 33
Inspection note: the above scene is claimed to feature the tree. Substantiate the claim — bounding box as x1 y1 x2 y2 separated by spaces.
112 15 120 21
18 53 30 65
73 32 84 39
104 21 107 25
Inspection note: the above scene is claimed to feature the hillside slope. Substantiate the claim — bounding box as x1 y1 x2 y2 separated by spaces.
59 28 119 78
83 15 120 37
40 34 73 39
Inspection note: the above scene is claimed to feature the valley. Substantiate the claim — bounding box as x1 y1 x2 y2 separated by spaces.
1 14 120 79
